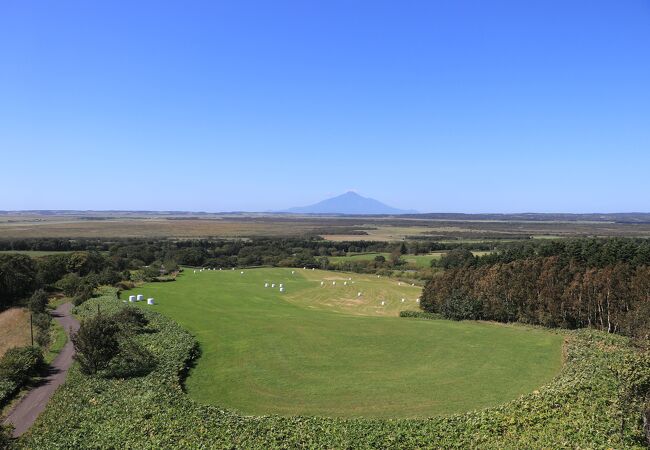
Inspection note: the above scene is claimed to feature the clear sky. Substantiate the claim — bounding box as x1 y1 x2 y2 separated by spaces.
1 1 649 213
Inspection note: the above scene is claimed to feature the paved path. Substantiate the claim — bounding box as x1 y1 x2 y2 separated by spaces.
3 302 79 437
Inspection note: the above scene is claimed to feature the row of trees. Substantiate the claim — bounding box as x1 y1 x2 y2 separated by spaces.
0 252 127 309
422 255 650 339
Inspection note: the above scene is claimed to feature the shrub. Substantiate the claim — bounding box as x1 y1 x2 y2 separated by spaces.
0 423 11 448
106 338 156 378
28 288 49 314
32 312 53 347
72 314 121 375
0 346 44 385
441 291 483 321
112 307 149 335
399 310 443 320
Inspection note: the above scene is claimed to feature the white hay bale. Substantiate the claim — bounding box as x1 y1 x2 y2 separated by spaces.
136 294 144 301
411 283 414 286
416 298 420 303
241 271 244 275
279 283 283 288
264 283 269 288
129 295 136 302
311 268 314 271
292 270 295 274
348 277 352 281
320 281 324 286
332 281 336 285
303 266 306 269
279 287 284 292
381 301 385 306
401 298 405 302
357 292 362 297
344 281 347 285
271 283 275 288
398 282 402 286
377 275 380 278
147 298 155 305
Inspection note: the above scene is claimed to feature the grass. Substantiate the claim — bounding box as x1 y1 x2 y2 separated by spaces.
0 308 30 357
329 251 492 268
123 268 562 418
44 320 67 364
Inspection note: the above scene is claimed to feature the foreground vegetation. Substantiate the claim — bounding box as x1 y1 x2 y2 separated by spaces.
15 290 650 448
122 268 561 417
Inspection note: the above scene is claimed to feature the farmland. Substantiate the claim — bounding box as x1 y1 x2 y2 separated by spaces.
4 212 650 241
122 268 562 418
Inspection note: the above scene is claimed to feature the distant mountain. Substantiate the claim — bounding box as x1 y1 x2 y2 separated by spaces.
284 192 417 215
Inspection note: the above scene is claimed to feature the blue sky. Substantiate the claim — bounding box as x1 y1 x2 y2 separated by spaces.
1 0 649 213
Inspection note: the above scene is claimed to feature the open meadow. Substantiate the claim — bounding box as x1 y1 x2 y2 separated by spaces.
123 268 563 418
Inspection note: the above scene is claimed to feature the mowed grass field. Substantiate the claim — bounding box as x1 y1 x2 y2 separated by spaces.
329 251 492 268
125 268 563 418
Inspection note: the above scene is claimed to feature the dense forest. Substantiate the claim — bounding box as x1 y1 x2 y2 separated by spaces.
423 239 650 340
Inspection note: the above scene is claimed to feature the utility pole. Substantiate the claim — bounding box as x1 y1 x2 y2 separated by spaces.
30 313 34 346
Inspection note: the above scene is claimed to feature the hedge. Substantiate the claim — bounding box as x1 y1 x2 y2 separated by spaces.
0 346 44 407
17 289 650 449
399 310 443 320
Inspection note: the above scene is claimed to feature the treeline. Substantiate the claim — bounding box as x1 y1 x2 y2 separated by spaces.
0 252 129 309
422 239 650 339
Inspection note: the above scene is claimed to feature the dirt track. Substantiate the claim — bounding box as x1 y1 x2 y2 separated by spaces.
3 302 79 437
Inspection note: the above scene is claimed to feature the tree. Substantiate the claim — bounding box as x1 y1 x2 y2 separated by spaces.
437 248 475 269
0 254 37 308
72 314 121 375
28 289 49 314
0 346 44 384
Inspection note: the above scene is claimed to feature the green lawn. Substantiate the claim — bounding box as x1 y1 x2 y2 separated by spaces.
329 251 492 267
125 268 562 418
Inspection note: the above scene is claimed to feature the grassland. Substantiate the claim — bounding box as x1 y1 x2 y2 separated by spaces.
123 268 562 418
3 212 650 240
329 251 493 268
0 308 30 357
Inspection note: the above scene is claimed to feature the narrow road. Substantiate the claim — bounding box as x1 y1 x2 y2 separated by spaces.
3 302 79 437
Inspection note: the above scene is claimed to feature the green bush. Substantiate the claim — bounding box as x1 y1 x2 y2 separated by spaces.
0 346 44 386
441 291 483 321
112 307 149 335
18 290 650 449
399 310 443 320
28 289 48 314
72 314 121 375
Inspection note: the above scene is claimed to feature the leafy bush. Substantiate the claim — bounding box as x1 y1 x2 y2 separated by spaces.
440 291 483 321
399 310 443 320
0 423 12 448
28 289 48 314
32 312 53 347
106 338 156 378
0 346 44 386
18 291 650 449
112 307 149 335
72 314 121 375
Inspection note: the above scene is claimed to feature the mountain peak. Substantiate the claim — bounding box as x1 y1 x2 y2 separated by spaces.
284 192 416 215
